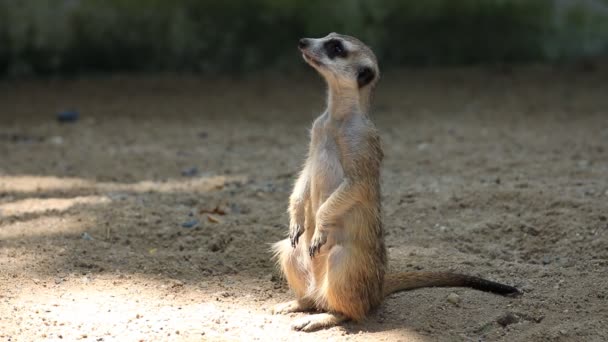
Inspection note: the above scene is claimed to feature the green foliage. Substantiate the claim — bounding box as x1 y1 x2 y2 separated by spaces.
0 0 606 76
544 0 608 59
0 5 8 74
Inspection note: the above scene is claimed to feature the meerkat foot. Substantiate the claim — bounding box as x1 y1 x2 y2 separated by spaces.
291 313 347 332
272 300 313 315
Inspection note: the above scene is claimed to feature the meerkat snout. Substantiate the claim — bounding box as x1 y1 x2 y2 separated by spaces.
298 38 310 49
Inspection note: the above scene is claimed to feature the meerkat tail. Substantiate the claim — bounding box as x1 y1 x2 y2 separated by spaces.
383 272 520 297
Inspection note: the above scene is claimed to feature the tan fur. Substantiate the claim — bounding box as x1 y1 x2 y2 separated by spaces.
272 33 518 332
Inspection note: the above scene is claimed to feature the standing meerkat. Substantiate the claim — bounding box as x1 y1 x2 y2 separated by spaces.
272 32 519 332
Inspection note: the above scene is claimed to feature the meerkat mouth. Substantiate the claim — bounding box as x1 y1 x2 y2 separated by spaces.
302 52 323 67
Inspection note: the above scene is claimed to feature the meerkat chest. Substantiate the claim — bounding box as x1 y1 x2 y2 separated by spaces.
309 129 345 204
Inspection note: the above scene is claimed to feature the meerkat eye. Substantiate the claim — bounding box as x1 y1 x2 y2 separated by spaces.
324 39 347 59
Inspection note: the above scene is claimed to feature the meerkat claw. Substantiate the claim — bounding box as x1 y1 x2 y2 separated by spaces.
289 224 304 247
308 233 326 257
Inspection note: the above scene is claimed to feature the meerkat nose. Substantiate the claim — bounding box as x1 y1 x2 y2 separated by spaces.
298 38 310 49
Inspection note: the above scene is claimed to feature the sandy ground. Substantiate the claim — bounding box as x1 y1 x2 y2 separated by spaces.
0 66 607 342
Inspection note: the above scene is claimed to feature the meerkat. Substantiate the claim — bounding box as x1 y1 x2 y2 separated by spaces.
272 32 519 332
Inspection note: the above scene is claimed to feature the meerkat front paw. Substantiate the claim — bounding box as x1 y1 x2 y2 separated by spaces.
288 197 306 248
289 222 305 247
308 230 327 257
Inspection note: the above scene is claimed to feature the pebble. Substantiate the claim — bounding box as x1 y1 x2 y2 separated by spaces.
49 136 64 145
496 312 519 327
57 110 80 123
2 133 44 144
207 215 222 223
107 192 130 201
417 142 430 151
181 219 199 228
447 292 461 306
181 167 199 177
81 232 93 240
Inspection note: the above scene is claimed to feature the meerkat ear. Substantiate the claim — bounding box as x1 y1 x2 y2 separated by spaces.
357 66 375 88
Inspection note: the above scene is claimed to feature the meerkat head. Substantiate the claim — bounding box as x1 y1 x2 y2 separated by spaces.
298 32 379 90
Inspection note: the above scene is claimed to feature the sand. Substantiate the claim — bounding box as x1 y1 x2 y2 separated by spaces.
0 66 607 341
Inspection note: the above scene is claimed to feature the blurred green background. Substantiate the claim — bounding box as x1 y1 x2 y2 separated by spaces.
1 0 607 77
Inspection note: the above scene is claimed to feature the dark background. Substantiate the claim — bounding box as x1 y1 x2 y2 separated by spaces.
1 0 607 77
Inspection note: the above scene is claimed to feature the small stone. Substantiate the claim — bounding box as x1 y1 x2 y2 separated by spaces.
181 219 199 229
81 232 93 241
496 312 519 327
57 110 80 123
108 192 129 201
447 292 461 306
171 280 185 288
207 215 222 223
542 256 551 265
417 142 430 151
181 167 199 177
49 136 64 145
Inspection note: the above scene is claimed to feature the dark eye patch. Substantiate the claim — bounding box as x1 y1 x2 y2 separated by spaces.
357 66 375 88
323 39 348 59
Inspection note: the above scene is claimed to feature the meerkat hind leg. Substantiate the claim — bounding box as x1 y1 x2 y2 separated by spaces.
291 313 347 332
